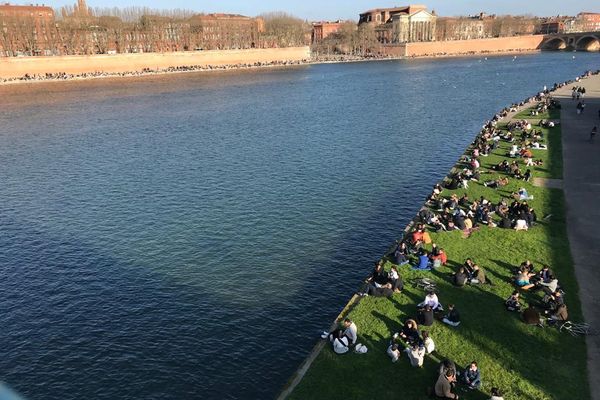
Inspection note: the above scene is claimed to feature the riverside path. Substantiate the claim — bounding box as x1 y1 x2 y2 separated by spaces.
554 72 600 400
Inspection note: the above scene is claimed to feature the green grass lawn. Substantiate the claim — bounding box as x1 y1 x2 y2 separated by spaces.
288 110 587 400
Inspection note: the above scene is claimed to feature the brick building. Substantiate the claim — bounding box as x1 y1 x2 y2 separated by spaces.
565 12 600 33
0 3 56 55
311 21 344 44
189 13 264 50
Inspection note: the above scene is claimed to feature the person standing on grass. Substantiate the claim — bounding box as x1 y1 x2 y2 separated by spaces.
591 126 597 143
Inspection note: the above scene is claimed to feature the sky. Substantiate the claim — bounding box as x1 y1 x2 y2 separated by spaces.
31 0 600 20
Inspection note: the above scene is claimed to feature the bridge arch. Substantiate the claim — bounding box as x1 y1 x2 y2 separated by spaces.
542 37 567 50
576 35 600 51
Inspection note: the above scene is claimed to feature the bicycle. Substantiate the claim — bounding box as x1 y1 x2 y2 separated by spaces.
408 277 437 292
557 321 598 337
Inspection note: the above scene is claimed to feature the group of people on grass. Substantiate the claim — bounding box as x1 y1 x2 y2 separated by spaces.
321 71 600 399
508 261 570 325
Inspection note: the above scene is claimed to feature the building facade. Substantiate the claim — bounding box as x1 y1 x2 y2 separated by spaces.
0 4 56 56
311 21 344 44
358 5 436 44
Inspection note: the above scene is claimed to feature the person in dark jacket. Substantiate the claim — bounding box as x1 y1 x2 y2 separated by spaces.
442 304 461 327
462 361 481 389
418 305 434 326
454 267 468 287
435 369 459 399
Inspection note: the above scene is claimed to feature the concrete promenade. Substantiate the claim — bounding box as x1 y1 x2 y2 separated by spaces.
554 73 600 400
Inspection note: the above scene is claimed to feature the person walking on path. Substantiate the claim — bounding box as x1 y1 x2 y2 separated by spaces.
591 126 598 143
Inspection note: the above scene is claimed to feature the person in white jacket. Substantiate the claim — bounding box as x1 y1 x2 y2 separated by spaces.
418 291 443 311
404 343 425 367
422 330 435 354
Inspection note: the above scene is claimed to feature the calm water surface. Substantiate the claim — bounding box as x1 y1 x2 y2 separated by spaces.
0 53 598 399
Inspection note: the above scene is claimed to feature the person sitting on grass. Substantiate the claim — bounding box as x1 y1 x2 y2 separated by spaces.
411 228 425 251
469 264 486 284
367 261 388 287
547 303 569 325
454 267 468 287
522 305 542 326
404 342 426 367
505 291 522 312
398 319 421 345
429 244 448 268
515 267 536 290
489 387 505 400
422 330 435 354
418 304 434 326
462 361 482 390
387 342 401 362
419 291 443 311
388 265 404 293
329 329 350 354
541 289 564 313
324 318 357 354
442 304 460 327
435 369 459 399
535 264 554 284
392 241 409 265
413 249 431 270
536 274 559 294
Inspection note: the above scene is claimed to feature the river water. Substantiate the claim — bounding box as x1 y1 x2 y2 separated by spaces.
0 52 598 400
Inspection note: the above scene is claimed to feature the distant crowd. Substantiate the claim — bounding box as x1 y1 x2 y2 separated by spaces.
0 59 313 84
320 68 600 400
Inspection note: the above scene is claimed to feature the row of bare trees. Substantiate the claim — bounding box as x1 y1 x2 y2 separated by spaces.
0 8 311 56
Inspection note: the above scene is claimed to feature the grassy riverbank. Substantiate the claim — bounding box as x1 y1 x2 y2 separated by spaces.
288 108 588 399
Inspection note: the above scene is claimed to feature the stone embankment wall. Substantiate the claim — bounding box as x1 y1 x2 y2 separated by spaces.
381 35 546 57
0 47 310 79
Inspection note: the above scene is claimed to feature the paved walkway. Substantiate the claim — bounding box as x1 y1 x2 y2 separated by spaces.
554 73 600 400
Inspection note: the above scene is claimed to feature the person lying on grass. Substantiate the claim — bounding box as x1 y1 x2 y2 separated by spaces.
483 176 509 189
442 304 460 327
461 361 482 390
360 283 394 297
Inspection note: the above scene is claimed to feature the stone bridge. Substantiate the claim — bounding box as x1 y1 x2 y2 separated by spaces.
542 32 600 51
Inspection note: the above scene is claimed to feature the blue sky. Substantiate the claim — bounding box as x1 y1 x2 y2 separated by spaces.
36 0 600 20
